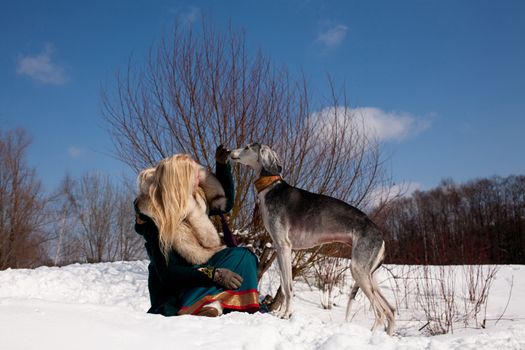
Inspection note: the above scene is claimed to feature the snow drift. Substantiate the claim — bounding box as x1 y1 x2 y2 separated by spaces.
0 261 524 349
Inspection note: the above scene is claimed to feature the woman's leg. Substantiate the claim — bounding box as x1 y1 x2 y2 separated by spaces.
177 247 260 315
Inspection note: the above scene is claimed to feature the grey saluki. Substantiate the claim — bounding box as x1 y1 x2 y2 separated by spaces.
229 143 395 335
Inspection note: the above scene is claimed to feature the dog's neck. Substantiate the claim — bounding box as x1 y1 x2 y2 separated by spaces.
254 175 282 193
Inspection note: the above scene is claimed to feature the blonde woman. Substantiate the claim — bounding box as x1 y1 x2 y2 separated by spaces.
134 145 259 317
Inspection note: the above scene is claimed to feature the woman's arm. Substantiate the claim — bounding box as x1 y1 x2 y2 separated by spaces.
208 144 235 216
210 145 237 247
147 236 243 290
162 257 243 290
143 232 215 289
213 161 234 213
162 260 215 289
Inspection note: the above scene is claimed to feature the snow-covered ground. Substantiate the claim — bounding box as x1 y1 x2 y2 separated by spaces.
0 261 523 349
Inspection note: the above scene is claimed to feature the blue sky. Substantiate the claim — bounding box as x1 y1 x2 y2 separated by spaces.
1 0 524 194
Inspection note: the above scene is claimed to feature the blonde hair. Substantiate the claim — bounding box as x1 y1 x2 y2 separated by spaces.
137 167 156 195
149 154 207 259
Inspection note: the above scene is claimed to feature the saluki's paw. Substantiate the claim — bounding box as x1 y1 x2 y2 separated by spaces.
272 309 293 319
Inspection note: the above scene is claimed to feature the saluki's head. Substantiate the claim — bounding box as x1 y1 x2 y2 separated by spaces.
229 143 282 176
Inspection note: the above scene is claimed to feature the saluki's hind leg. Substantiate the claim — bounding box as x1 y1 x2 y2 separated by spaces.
350 263 385 332
369 241 396 335
350 236 395 334
345 245 384 322
372 278 396 335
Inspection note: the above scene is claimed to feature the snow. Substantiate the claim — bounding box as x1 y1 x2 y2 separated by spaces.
1 262 524 349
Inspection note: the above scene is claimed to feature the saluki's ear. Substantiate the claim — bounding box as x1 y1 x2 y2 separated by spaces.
259 145 282 175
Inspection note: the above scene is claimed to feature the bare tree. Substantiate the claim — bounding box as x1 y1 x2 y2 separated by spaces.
102 19 393 302
0 129 48 269
49 174 78 265
52 172 145 264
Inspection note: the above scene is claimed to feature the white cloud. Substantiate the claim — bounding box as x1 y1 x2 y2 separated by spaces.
177 6 200 26
352 107 428 141
315 24 348 48
369 181 422 208
68 147 83 158
16 44 69 85
310 106 430 142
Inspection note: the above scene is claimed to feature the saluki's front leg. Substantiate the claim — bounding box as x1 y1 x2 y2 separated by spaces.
274 243 293 319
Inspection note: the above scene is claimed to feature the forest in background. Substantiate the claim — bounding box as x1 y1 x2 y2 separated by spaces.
376 176 525 265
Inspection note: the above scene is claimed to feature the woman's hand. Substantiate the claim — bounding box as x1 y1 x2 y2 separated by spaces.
215 144 230 164
198 266 243 289
213 268 243 289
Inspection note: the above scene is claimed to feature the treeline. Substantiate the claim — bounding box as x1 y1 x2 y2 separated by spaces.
0 129 145 269
377 176 525 264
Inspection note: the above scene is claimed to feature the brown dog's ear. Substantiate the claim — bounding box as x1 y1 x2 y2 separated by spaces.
259 145 282 175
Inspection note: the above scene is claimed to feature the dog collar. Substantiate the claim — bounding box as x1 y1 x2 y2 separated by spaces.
254 175 282 193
